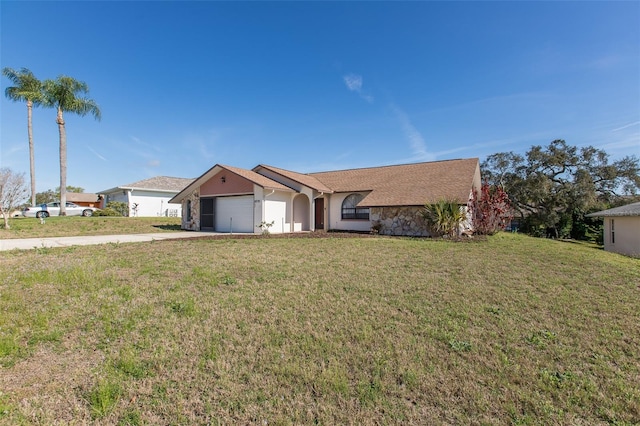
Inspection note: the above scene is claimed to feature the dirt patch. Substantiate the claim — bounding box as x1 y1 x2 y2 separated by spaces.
0 338 103 422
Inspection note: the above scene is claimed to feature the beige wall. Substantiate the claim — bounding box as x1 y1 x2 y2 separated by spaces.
604 217 640 258
327 192 372 232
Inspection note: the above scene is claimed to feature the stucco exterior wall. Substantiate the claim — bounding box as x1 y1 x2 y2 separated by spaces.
129 190 181 217
104 190 181 217
604 217 640 258
327 192 372 232
256 169 303 192
262 190 292 233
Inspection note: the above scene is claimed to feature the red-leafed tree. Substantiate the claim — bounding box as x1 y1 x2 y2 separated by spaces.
470 181 513 235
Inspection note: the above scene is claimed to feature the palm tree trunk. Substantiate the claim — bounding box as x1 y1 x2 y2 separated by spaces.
27 100 36 207
57 107 67 216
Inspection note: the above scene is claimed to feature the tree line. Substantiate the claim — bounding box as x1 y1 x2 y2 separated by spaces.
2 67 101 216
482 139 640 240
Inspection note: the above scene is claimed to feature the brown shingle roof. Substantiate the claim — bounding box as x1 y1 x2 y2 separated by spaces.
253 164 334 193
220 165 294 191
309 158 480 207
171 158 481 206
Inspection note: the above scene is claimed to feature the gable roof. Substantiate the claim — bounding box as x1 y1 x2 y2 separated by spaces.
169 164 293 204
309 158 481 207
253 164 334 193
100 176 194 194
220 165 294 191
170 158 481 207
586 202 640 217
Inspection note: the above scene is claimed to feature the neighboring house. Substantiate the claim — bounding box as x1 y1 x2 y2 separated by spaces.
66 193 104 209
586 202 640 258
99 176 194 217
169 158 482 236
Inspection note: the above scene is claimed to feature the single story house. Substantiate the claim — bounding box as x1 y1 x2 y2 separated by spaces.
169 158 482 236
66 193 104 209
99 176 194 217
586 202 640 258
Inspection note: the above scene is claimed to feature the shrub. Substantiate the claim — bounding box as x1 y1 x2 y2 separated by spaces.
93 207 121 217
256 220 274 235
422 199 465 238
470 182 513 235
101 201 128 217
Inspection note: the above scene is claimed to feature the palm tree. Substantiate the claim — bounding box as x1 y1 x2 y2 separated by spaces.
2 67 44 207
43 76 101 215
422 199 466 238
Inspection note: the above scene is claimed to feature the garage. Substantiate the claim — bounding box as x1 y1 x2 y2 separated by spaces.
215 195 254 233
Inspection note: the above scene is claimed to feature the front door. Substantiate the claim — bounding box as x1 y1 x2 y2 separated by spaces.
314 198 324 230
200 198 214 231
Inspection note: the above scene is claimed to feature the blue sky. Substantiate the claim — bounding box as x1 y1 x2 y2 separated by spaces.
1 1 639 194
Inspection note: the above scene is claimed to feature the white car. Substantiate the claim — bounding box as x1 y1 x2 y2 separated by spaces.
22 202 97 218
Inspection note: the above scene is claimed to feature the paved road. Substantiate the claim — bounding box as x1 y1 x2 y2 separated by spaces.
0 232 219 251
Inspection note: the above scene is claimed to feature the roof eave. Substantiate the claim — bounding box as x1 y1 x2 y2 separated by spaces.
253 164 334 193
170 164 225 204
586 212 640 218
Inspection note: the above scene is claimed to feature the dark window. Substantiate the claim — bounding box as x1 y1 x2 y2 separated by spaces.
341 193 369 220
186 200 192 219
610 219 615 244
200 198 214 229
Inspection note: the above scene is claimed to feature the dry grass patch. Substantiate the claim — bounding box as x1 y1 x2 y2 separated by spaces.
0 233 638 424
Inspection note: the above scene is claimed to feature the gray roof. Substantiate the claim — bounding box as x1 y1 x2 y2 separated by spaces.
586 202 640 217
101 176 194 194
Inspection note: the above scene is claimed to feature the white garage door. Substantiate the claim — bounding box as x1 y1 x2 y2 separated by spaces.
215 196 254 233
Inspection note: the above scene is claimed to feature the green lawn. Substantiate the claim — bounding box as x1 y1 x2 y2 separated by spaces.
0 233 638 424
0 216 182 239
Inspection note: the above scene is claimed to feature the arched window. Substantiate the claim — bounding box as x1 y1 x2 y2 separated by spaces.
341 194 369 220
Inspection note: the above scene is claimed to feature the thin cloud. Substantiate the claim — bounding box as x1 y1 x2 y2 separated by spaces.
4 144 24 156
181 131 217 162
596 136 640 152
87 146 107 161
429 92 554 113
588 54 623 71
198 141 215 162
343 73 374 103
343 73 362 92
390 103 435 161
131 135 164 153
612 121 640 132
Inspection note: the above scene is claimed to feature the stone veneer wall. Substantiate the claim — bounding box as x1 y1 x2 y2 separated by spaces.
181 189 200 231
370 206 431 237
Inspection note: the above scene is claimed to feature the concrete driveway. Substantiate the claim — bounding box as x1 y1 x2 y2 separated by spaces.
0 232 216 251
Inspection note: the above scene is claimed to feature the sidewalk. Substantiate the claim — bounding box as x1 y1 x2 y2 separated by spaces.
0 232 217 251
